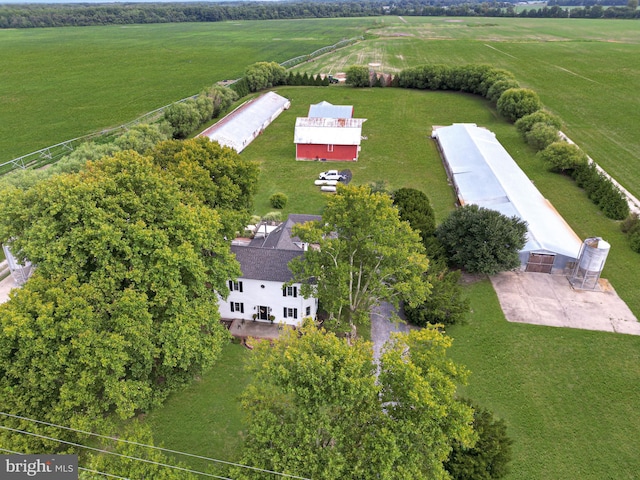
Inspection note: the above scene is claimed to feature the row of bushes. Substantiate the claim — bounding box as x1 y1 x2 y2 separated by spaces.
163 84 238 139
231 61 332 97
514 110 630 221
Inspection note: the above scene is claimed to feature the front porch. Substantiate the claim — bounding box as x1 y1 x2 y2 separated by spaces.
225 318 292 342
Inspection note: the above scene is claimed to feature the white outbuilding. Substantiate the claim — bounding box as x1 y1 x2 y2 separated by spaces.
199 91 290 153
433 123 583 273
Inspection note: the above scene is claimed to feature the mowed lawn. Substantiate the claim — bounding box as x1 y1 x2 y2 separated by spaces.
149 86 640 480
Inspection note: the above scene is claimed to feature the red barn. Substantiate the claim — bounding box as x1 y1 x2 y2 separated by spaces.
294 101 366 162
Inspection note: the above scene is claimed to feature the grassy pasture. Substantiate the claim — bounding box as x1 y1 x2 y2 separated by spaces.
0 18 371 162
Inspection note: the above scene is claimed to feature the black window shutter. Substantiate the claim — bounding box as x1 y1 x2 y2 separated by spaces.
239 281 243 293
228 280 233 291
283 307 287 318
240 303 244 314
294 308 298 319
230 303 235 313
294 286 297 298
283 287 286 297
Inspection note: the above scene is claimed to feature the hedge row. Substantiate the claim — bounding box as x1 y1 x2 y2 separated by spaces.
572 162 629 220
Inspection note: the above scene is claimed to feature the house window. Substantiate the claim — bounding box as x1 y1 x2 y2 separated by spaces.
230 302 244 314
306 306 311 317
327 144 334 152
282 286 298 297
228 280 243 292
283 307 298 319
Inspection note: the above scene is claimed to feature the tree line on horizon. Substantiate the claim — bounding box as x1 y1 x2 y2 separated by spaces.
1 0 638 29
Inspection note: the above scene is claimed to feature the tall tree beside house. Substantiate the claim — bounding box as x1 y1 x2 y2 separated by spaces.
289 184 430 332
0 151 239 450
149 137 260 238
235 323 475 480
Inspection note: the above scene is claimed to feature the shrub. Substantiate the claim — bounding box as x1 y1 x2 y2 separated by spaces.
262 211 282 222
629 230 640 253
392 187 436 240
515 110 563 137
404 267 470 327
538 142 589 173
436 205 527 275
486 79 520 102
571 163 630 220
269 192 288 209
497 88 542 122
525 123 560 151
621 213 640 234
345 65 371 87
445 400 513 480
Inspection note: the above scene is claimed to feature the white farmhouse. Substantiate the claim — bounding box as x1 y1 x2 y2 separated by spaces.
218 214 320 327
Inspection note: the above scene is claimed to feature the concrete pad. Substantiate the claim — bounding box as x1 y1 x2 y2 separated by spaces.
490 271 640 335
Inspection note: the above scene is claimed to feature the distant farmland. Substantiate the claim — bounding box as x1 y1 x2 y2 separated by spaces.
2 18 640 200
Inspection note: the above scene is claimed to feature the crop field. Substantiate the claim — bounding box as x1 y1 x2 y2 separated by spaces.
2 16 640 480
0 18 371 162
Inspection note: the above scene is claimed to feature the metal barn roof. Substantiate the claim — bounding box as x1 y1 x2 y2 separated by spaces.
294 117 366 146
199 91 290 153
308 101 354 119
433 123 582 260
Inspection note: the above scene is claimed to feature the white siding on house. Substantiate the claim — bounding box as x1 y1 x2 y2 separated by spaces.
218 279 316 327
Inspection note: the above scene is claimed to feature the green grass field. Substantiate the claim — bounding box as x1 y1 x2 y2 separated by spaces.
2 17 640 480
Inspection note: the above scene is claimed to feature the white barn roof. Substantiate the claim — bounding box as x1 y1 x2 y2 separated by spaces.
433 123 582 260
294 117 366 146
308 101 353 119
199 91 290 153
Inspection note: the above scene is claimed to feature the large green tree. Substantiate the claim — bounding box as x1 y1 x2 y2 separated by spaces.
289 184 430 331
436 205 527 275
0 151 240 449
236 324 475 480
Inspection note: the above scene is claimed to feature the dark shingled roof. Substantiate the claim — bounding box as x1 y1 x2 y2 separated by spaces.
233 214 322 282
249 214 321 250
231 245 303 282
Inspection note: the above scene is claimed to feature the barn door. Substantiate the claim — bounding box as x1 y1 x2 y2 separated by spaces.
526 253 555 273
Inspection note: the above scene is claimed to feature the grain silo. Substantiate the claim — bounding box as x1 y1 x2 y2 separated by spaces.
568 237 611 290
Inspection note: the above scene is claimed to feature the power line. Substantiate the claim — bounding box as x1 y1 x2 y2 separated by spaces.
0 411 309 479
0 447 130 480
0 425 232 480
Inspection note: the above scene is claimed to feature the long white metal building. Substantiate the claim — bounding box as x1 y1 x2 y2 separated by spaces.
433 123 583 273
199 91 290 153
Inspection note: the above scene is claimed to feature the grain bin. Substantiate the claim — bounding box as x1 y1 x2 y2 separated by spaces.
568 237 610 290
